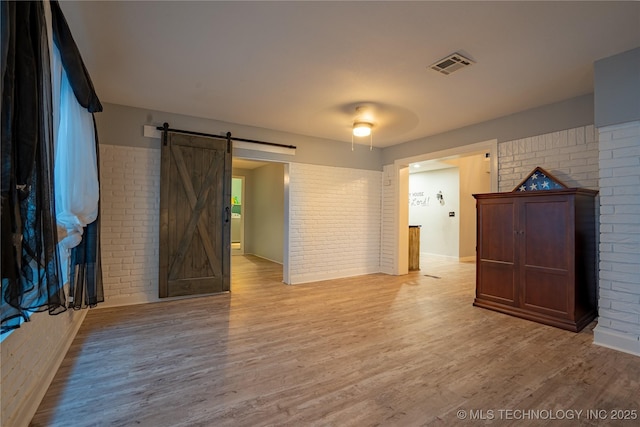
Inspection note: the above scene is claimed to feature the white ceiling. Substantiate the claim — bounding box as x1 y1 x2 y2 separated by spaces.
60 1 640 148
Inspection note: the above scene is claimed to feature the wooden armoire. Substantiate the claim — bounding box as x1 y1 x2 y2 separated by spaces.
473 168 598 332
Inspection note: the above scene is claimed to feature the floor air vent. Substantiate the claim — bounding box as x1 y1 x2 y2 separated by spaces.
429 53 474 75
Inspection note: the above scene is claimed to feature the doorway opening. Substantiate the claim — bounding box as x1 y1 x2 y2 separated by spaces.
232 157 287 284
393 140 498 275
408 153 491 266
231 176 245 255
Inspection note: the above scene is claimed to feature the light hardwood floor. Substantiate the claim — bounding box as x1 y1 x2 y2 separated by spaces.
31 255 640 426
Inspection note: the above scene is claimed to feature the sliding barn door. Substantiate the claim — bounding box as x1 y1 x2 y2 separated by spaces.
159 132 231 297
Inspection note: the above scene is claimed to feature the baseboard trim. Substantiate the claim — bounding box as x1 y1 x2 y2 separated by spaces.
100 294 156 308
242 253 283 265
290 266 381 285
422 252 459 261
593 325 640 357
100 291 234 309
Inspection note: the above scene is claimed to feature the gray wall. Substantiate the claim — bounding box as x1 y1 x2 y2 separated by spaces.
96 103 383 171
381 94 594 164
246 163 285 263
97 96 595 172
594 47 640 128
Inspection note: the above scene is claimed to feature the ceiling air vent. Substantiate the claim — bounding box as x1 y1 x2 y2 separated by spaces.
429 53 475 75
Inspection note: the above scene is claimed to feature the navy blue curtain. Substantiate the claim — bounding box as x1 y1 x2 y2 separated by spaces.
1 0 103 333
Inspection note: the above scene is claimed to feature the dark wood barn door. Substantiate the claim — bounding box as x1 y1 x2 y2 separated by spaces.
159 132 231 297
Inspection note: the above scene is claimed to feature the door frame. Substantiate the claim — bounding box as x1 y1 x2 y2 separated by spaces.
232 156 291 284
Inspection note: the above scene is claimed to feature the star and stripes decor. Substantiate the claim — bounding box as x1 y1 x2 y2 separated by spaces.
512 166 568 192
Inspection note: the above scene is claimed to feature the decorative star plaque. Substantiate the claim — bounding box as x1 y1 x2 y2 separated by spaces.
513 166 568 192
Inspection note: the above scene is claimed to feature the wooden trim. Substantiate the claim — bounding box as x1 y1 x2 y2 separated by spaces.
474 188 599 199
158 133 172 297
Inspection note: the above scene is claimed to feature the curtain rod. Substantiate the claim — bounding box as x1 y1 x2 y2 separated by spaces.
156 122 297 150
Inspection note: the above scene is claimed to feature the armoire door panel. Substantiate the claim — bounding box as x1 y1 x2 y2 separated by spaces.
522 268 570 316
478 202 515 263
521 199 569 270
478 261 516 304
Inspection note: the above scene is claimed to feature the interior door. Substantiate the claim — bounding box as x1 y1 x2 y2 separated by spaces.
159 132 231 297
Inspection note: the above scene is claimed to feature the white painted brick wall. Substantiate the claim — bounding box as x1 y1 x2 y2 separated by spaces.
380 164 396 274
1 309 86 427
100 144 161 306
498 125 599 191
594 121 640 356
288 163 382 284
100 146 384 293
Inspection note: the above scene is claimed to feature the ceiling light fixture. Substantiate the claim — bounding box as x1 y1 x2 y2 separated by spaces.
351 121 373 151
353 121 372 137
351 106 374 151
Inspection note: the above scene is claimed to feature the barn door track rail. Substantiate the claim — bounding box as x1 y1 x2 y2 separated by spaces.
157 122 297 152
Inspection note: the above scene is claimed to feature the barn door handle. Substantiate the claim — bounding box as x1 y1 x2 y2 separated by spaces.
225 207 230 223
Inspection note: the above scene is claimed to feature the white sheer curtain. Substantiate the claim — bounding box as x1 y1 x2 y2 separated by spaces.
51 43 99 284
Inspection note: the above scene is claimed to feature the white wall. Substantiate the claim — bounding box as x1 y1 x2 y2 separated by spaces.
594 121 640 356
100 144 161 307
497 125 599 191
409 167 460 258
592 48 640 356
287 163 382 284
380 164 397 274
